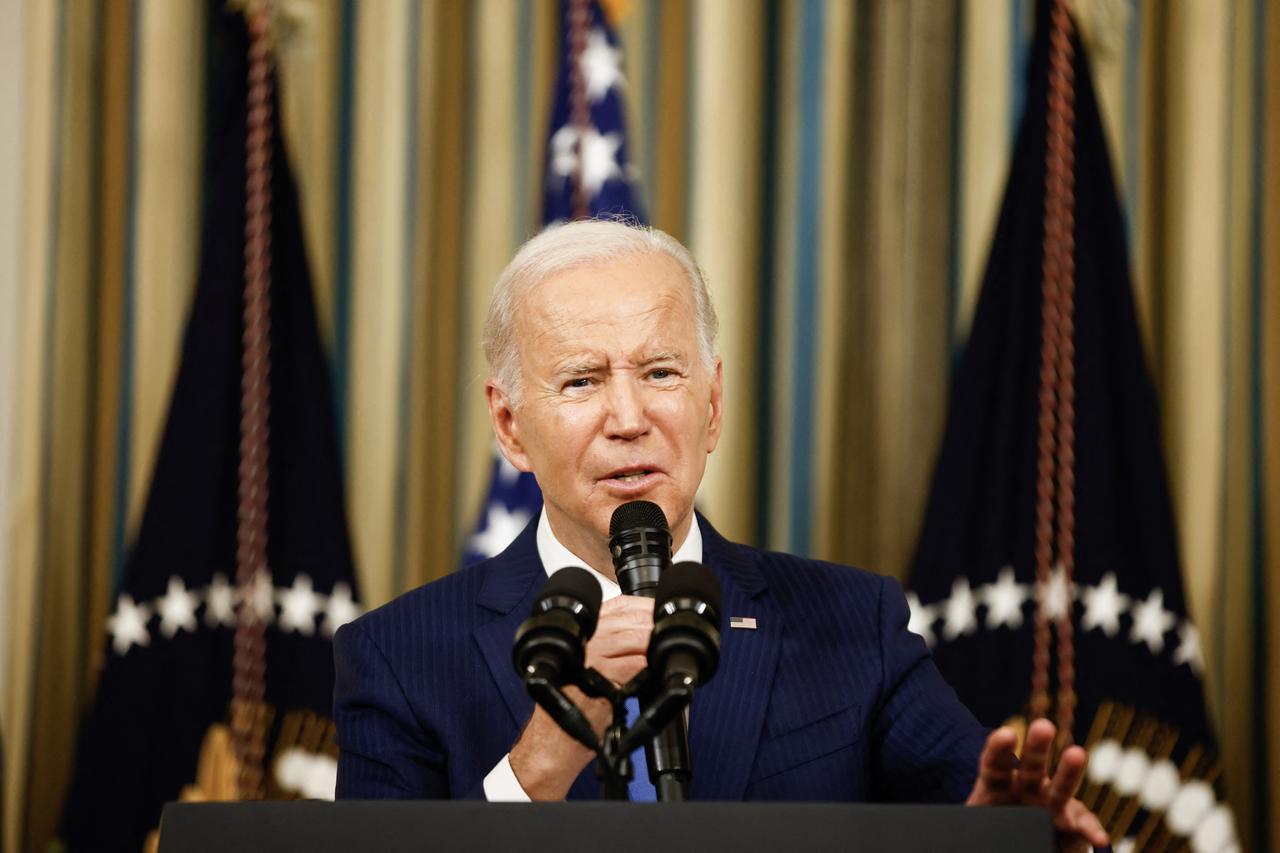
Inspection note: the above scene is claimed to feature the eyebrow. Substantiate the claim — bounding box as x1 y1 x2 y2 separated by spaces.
550 351 689 379
639 351 686 366
552 359 603 378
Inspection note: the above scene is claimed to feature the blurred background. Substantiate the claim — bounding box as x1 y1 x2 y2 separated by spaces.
0 0 1276 851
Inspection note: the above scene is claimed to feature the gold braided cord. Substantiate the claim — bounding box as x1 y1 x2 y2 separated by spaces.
1029 0 1079 749
232 4 274 801
568 0 591 220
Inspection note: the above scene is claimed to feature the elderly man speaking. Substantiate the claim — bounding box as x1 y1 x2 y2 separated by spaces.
333 219 1108 849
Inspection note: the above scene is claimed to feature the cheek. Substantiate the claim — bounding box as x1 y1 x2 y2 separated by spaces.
562 402 605 433
654 396 710 449
529 402 601 456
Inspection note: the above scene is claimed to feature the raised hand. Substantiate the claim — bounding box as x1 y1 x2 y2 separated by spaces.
966 718 1110 851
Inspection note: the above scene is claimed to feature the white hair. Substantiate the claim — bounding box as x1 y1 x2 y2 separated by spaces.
482 218 719 404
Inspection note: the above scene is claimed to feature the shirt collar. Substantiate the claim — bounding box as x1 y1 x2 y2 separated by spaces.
536 508 704 602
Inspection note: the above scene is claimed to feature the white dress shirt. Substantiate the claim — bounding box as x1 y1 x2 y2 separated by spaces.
482 509 704 801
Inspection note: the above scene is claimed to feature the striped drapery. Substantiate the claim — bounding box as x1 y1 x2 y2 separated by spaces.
2 1 1276 850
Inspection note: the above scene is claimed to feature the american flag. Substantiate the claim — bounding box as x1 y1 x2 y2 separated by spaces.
463 0 644 566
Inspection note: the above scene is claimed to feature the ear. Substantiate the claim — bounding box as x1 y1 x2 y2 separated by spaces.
486 379 534 473
705 357 724 454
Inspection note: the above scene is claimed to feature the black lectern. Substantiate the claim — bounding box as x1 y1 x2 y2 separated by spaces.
157 801 1053 852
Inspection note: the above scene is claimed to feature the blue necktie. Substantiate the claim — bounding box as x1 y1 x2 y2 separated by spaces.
624 697 656 801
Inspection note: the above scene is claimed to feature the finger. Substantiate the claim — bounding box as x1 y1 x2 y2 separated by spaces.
1064 798 1110 848
600 595 657 624
587 626 653 657
592 654 648 685
1016 718 1056 798
969 727 1019 803
1046 745 1088 812
592 618 653 641
594 610 652 635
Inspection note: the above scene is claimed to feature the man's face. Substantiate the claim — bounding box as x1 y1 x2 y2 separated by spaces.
487 251 723 569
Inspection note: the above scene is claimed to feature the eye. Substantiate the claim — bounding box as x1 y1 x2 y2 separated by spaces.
565 377 593 389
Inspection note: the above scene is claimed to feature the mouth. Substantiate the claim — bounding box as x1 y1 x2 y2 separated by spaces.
601 467 663 489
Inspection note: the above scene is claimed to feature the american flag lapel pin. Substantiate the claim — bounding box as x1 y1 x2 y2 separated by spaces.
729 616 757 630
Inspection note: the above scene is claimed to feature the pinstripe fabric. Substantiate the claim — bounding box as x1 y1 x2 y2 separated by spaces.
333 515 985 801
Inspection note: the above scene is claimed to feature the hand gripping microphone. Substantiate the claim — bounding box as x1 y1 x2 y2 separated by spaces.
608 500 691 800
512 567 603 751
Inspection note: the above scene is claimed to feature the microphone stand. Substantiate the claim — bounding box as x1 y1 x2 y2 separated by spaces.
598 709 632 800
647 718 691 801
579 669 633 800
625 671 694 801
542 667 696 801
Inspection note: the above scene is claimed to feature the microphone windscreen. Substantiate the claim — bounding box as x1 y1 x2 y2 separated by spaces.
609 500 669 537
539 566 603 622
656 561 722 617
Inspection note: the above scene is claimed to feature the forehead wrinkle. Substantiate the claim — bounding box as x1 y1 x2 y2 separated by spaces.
534 276 691 325
531 301 621 343
514 304 607 379
515 268 700 382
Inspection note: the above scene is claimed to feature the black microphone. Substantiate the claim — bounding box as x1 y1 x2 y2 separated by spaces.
512 567 602 751
649 560 722 689
623 561 722 754
608 500 693 801
609 499 671 596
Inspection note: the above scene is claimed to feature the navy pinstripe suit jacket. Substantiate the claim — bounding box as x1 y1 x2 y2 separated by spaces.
333 516 986 801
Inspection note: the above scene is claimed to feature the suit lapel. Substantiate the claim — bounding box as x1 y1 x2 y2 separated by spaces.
688 517 781 800
472 521 544 731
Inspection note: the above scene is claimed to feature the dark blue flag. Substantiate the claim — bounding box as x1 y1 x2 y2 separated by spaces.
464 0 643 566
906 2 1234 849
60 5 360 850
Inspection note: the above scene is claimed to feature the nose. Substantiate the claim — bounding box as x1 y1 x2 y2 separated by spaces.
604 377 650 440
